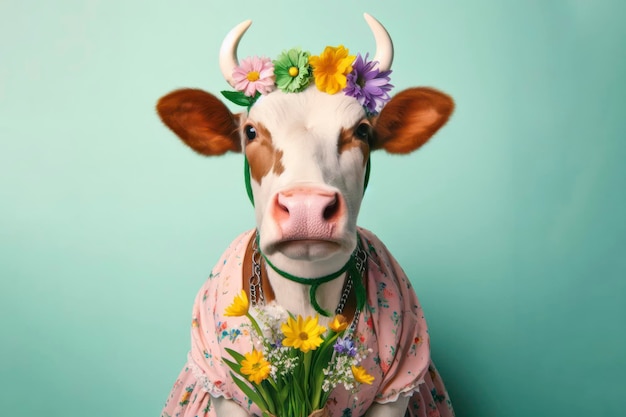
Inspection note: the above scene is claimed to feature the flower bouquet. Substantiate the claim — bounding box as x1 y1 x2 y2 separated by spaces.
223 290 373 417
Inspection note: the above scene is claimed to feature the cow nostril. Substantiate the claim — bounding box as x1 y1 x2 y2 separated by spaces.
323 196 339 221
277 201 289 214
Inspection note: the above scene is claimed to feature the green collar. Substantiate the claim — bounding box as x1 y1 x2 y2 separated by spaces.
258 233 367 317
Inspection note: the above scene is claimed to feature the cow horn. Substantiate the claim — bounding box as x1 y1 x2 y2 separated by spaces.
364 13 394 72
219 19 252 87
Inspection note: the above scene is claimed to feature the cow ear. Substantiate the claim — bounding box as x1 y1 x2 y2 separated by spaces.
156 88 241 155
371 87 454 154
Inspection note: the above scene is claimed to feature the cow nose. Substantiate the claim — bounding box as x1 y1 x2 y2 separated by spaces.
273 188 344 239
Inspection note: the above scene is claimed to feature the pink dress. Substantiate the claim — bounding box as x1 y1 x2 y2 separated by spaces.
162 229 454 417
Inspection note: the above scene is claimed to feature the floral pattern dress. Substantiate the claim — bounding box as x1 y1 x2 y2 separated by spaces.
161 229 454 417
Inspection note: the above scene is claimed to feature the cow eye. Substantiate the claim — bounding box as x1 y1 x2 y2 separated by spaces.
354 123 370 141
244 125 257 141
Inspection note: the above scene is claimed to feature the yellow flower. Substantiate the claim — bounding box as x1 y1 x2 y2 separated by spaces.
240 349 271 384
224 290 249 317
329 314 349 332
281 315 326 353
309 45 355 94
351 365 374 385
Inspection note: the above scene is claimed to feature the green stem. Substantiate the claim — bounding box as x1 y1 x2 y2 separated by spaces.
311 382 322 411
246 312 264 339
256 382 276 416
303 350 312 389
303 351 313 413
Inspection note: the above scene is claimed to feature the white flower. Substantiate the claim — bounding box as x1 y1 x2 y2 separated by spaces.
254 302 289 343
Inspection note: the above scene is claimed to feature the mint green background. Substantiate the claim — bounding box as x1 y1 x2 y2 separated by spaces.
1 1 624 416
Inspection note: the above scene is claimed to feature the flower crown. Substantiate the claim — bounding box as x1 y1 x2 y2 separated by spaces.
222 46 393 116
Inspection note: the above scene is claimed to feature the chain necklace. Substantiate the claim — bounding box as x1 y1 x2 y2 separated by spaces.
249 236 264 307
249 231 367 321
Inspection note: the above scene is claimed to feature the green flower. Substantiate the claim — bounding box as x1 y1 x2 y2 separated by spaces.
273 48 312 92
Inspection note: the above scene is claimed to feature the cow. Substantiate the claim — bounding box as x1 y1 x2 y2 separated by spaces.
158 13 455 417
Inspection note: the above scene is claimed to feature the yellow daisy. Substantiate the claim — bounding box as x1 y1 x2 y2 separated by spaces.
224 290 249 317
309 45 355 95
281 315 326 353
351 365 374 385
240 349 271 384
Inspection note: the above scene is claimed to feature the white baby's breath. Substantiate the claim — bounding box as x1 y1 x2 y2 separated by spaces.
253 302 289 343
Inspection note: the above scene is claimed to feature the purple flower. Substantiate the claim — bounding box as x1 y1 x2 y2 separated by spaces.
344 53 393 115
334 337 357 357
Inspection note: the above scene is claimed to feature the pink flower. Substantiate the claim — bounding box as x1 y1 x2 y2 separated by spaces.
232 56 275 97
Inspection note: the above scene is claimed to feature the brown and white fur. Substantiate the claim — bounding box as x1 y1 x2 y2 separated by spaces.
156 15 453 417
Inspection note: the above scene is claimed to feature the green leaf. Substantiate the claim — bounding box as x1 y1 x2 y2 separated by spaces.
278 382 289 404
220 90 253 107
310 336 337 402
312 344 333 374
222 358 243 375
230 372 269 411
259 379 277 415
292 380 309 415
224 347 246 363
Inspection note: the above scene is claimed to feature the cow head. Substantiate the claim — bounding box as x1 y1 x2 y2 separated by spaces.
156 15 454 280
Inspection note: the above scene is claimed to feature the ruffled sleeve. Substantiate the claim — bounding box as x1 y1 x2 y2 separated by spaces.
161 363 212 417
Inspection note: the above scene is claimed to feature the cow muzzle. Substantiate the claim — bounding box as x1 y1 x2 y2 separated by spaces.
271 186 346 246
